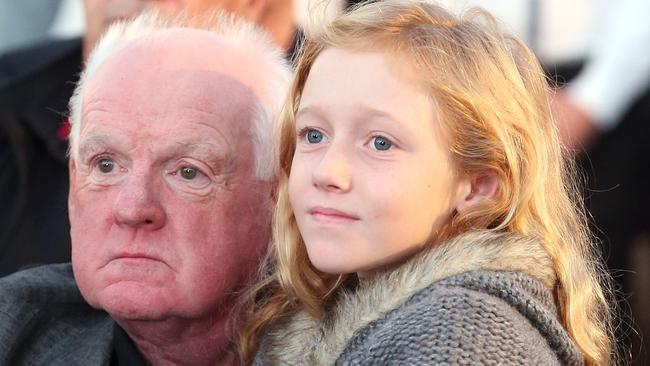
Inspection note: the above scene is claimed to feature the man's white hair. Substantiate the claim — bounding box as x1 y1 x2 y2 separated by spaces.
68 10 291 180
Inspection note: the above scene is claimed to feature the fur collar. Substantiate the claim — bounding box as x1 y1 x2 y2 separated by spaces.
260 230 556 365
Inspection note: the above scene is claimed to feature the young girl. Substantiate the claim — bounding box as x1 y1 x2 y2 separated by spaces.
240 1 615 364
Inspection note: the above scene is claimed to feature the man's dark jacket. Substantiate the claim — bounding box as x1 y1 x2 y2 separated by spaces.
0 263 114 365
0 38 81 276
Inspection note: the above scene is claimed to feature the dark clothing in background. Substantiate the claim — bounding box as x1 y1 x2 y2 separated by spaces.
581 86 650 364
0 38 81 276
550 62 650 283
582 89 650 273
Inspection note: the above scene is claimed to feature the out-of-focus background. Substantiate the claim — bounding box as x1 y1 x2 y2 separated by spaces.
0 0 83 56
1 0 649 364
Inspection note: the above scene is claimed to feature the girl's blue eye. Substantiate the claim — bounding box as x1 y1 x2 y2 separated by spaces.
306 129 325 144
370 136 392 151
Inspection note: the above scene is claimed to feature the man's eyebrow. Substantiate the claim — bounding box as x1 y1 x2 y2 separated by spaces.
78 134 113 157
166 140 237 174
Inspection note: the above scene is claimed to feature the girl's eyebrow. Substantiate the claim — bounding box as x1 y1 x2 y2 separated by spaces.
295 105 327 121
296 104 402 124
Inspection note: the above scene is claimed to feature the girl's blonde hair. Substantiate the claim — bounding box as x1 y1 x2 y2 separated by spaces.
239 1 615 364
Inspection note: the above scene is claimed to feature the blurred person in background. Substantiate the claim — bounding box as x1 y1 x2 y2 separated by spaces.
0 0 299 277
439 0 650 363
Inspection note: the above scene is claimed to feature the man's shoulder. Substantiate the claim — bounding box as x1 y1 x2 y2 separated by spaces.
0 263 78 300
0 263 106 333
0 264 115 366
0 263 98 328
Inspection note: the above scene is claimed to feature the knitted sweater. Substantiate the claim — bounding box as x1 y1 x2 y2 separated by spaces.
255 231 584 365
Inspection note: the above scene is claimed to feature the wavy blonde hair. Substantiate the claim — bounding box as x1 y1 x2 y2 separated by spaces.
239 1 615 364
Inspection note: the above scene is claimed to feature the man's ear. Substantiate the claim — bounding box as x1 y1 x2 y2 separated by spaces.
68 158 77 212
455 172 500 214
68 158 76 185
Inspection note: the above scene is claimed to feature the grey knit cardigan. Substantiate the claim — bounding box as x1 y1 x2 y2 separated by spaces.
255 231 584 365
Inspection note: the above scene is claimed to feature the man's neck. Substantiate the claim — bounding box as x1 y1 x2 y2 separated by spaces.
115 313 235 366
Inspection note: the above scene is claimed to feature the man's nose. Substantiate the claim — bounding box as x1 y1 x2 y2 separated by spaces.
311 146 352 193
112 171 166 230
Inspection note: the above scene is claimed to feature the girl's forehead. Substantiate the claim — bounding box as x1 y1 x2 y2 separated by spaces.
301 48 439 122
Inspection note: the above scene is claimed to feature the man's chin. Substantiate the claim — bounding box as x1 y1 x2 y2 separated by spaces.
91 282 177 321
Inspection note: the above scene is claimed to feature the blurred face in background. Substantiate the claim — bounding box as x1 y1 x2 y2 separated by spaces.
83 0 262 58
148 0 254 16
83 0 148 57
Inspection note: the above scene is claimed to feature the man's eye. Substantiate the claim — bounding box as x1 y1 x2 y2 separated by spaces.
369 136 393 151
305 129 326 144
97 158 115 173
179 166 199 180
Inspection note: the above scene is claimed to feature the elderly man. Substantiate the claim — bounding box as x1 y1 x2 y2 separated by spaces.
0 0 298 277
0 11 289 366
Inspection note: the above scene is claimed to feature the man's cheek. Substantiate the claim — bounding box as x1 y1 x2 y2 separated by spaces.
71 192 118 236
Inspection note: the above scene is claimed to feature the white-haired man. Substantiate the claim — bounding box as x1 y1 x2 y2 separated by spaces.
0 0 300 278
0 11 290 366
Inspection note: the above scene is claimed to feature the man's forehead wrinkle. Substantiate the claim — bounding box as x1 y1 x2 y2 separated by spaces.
81 97 112 125
174 96 255 132
169 70 257 136
172 139 228 156
189 121 237 167
168 69 257 102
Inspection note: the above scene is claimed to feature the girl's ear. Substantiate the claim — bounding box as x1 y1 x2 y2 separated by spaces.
455 172 500 214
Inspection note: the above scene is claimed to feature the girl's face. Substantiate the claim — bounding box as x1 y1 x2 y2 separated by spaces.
288 48 466 275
